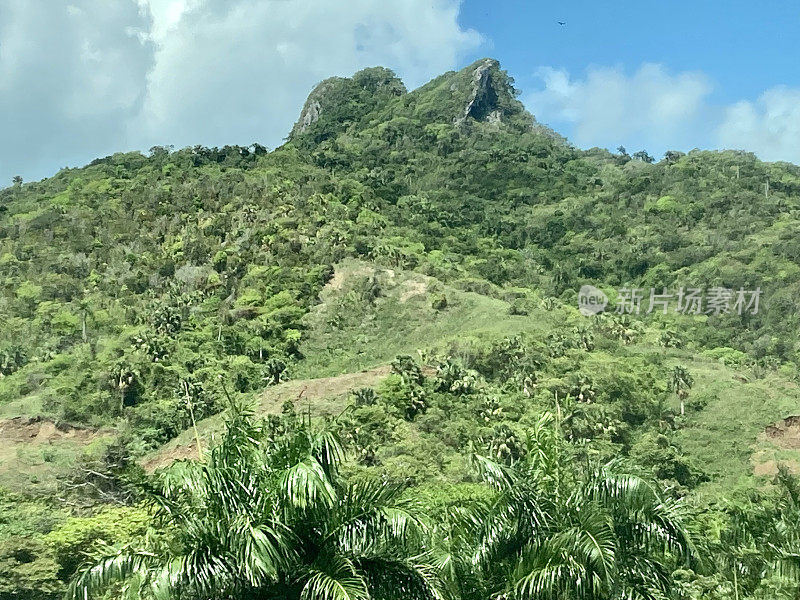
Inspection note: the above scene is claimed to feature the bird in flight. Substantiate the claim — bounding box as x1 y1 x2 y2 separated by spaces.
558 21 566 25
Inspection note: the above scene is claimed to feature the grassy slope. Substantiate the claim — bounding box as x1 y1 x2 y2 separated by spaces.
143 365 390 471
296 258 551 378
145 258 551 471
672 357 800 498
142 259 800 501
3 259 796 499
0 418 110 494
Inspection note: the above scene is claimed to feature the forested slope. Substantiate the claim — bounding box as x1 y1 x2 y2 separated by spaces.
2 58 800 599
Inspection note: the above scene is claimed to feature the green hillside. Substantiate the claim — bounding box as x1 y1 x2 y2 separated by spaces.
2 59 800 599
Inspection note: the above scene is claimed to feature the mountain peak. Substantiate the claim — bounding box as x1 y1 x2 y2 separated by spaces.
458 58 505 122
290 67 406 143
289 58 555 148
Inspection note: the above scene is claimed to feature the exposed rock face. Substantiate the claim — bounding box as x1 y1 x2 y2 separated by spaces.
486 110 502 125
461 58 501 122
290 68 406 141
298 100 321 133
288 58 566 147
292 77 345 136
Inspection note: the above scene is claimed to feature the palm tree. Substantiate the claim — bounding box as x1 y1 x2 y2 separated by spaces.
717 465 800 598
462 413 695 600
77 295 92 343
68 403 444 600
669 365 694 416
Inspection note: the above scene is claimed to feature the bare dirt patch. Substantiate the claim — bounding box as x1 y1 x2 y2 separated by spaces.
751 416 800 477
326 263 376 292
752 455 800 477
0 417 107 493
143 366 391 472
258 366 391 416
764 416 800 449
0 416 99 446
328 270 347 290
399 280 428 302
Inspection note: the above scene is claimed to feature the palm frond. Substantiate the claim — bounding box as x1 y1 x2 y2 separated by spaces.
312 428 345 479
67 548 156 600
300 554 369 600
470 453 516 490
359 556 447 600
231 520 295 585
280 457 336 511
512 543 601 600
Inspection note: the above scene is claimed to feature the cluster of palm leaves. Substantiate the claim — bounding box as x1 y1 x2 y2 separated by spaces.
68 404 443 600
442 414 695 600
712 465 800 598
68 408 694 600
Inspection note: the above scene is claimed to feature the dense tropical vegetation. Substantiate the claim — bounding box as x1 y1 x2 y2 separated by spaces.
2 58 800 598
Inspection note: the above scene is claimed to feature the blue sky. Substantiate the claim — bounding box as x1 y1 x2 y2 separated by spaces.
458 0 800 160
2 0 799 185
460 0 799 104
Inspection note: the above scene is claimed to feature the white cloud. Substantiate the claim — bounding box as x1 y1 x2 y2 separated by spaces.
130 0 481 152
138 0 195 42
717 87 800 163
0 0 480 184
0 0 153 182
7 1 800 186
525 63 800 164
525 64 715 157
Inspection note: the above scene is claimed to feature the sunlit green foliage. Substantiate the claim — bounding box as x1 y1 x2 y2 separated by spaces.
2 58 800 599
